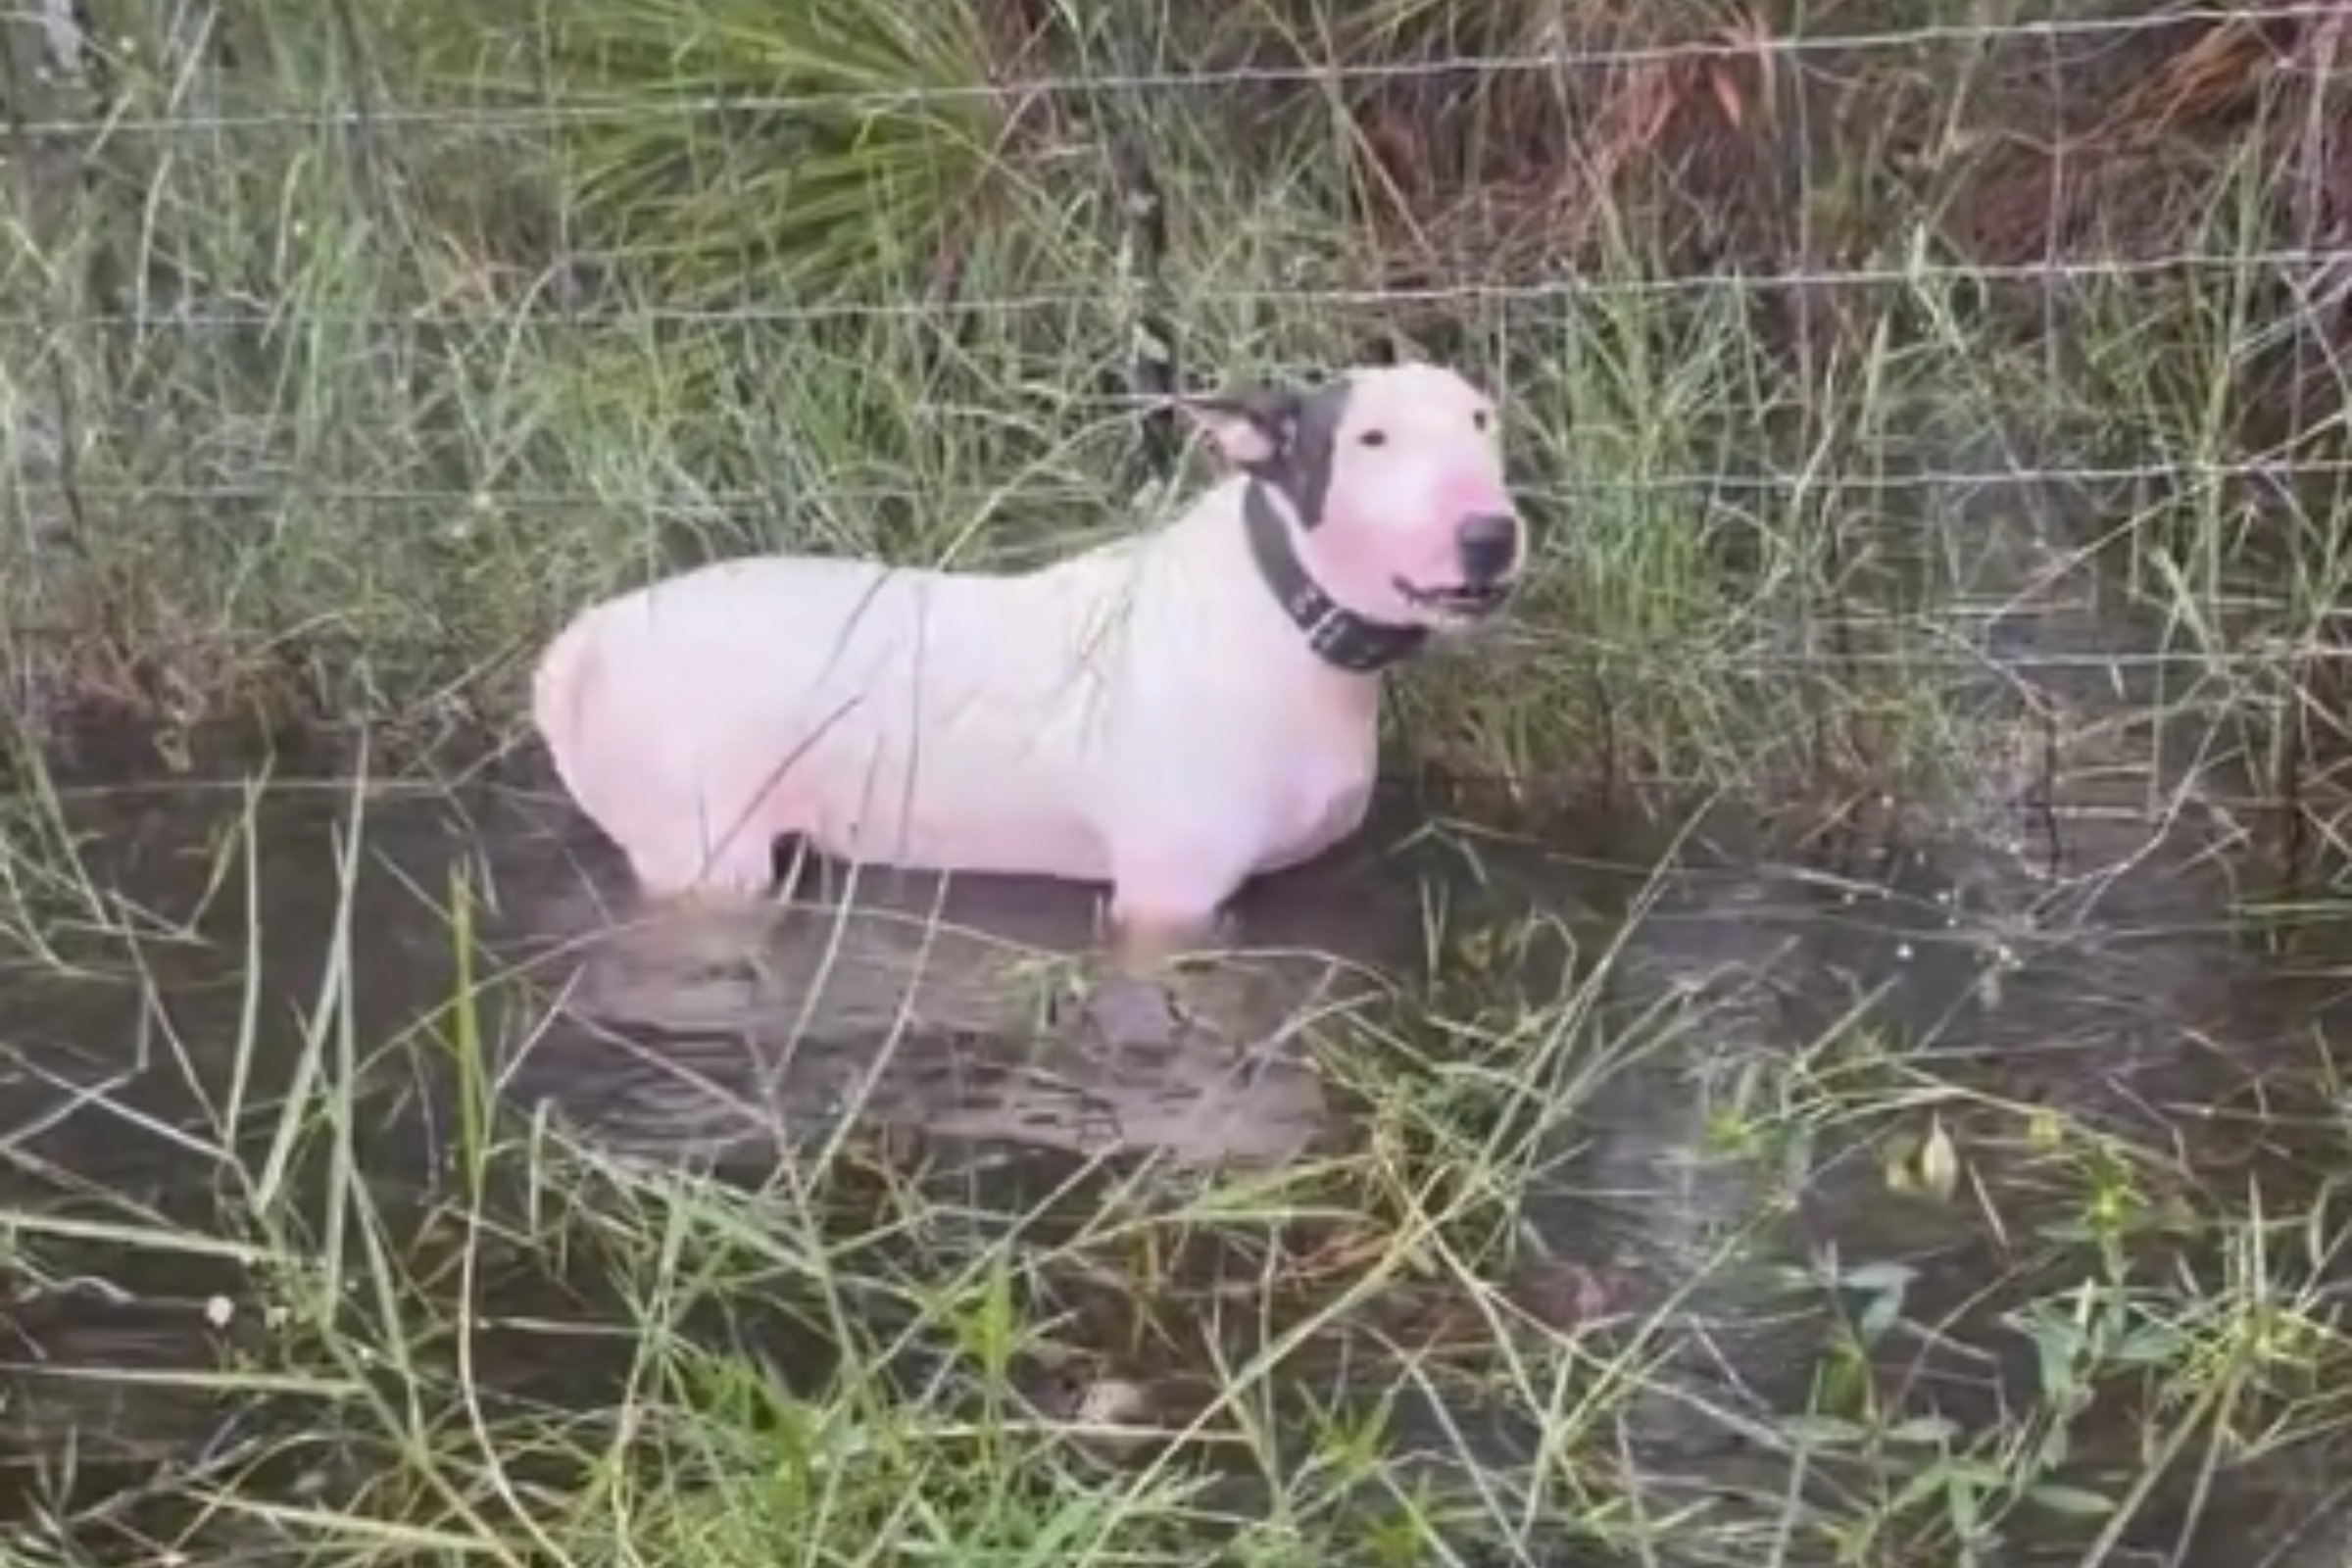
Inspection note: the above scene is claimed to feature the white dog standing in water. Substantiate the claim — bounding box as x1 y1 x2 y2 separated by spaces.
532 361 1528 1046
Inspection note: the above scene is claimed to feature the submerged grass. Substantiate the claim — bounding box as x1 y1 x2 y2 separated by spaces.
6 0 2352 1566
8 735 2352 1568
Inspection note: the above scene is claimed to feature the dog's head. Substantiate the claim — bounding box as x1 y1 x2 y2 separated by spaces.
1184 362 1525 629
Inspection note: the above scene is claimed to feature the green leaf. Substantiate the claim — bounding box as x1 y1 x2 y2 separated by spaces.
1839 1259 1920 1295
1886 1414 1963 1446
1781 1414 1871 1447
2027 1484 2118 1518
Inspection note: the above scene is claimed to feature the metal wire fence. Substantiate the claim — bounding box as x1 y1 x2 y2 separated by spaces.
2 0 2349 769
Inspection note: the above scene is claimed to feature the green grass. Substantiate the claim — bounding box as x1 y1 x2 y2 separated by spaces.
7 0 2352 1564
8 720 2352 1568
4 0 2344 814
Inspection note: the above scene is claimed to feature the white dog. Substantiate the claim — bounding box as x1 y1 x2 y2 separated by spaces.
532 361 1527 1045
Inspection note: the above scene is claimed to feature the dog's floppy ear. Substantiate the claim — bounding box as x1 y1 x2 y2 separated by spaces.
1180 389 1302 471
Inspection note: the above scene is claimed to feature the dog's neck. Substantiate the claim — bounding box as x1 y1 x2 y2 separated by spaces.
1241 482 1429 675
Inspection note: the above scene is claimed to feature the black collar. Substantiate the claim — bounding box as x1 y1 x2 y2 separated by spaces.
1242 481 1430 674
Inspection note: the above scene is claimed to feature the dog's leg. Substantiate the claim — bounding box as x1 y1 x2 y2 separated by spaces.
1088 908 1223 1050
770 834 821 899
1086 862 1238 1051
614 824 786 989
1083 796 1265 1048
627 821 778 904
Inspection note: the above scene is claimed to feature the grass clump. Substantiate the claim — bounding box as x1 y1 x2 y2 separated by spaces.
527 0 1033 307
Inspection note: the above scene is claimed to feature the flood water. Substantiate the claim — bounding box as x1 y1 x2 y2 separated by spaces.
9 484 2352 1567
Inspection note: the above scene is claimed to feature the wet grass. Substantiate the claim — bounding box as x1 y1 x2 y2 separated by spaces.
6 1 2352 1566
5 744 2352 1568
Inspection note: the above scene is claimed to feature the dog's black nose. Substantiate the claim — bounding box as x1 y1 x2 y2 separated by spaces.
1454 513 1522 583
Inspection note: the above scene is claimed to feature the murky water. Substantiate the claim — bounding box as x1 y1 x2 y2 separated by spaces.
9 472 2352 1564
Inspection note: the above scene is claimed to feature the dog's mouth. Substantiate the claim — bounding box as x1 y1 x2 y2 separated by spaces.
1396 578 1513 620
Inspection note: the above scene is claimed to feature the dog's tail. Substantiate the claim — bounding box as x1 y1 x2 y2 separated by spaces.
531 609 605 807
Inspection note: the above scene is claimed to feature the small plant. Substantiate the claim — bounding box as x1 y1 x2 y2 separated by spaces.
522 0 1036 310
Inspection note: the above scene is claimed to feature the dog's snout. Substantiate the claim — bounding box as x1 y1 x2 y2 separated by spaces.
1454 513 1522 583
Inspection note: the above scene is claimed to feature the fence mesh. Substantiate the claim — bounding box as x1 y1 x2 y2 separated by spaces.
0 0 2349 838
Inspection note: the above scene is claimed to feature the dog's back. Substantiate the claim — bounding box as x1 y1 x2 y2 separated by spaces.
534 543 1174 890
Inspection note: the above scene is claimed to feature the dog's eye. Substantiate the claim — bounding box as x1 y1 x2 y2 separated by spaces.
1472 409 1492 431
1358 429 1388 448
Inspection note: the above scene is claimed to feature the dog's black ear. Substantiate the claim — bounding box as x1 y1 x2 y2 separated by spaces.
1181 389 1302 470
